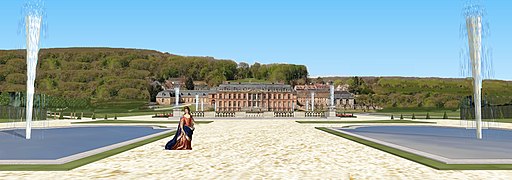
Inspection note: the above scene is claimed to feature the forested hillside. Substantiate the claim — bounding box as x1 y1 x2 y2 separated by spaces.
316 76 512 109
0 48 309 102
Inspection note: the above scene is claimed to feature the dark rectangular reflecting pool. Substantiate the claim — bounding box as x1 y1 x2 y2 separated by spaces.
0 126 170 161
337 126 512 160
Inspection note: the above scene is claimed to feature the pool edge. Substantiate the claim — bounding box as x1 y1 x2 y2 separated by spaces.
316 127 512 170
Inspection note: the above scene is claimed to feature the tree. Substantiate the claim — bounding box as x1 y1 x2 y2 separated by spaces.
0 92 9 106
185 76 195 90
236 62 251 79
315 77 325 84
250 63 261 79
148 82 163 102
206 69 227 87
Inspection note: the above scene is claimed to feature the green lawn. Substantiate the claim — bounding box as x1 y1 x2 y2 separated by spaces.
316 127 512 170
72 120 214 124
372 108 460 120
51 100 180 119
296 120 435 124
0 130 175 171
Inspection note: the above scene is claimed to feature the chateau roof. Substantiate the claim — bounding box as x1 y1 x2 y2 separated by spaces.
179 90 211 97
334 91 354 99
217 83 293 92
156 90 174 98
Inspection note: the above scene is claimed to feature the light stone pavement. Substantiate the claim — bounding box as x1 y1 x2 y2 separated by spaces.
2 118 512 179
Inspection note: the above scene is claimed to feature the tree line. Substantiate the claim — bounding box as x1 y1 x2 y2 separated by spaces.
0 48 309 104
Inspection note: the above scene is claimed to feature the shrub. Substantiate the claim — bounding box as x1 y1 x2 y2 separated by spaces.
443 112 448 119
59 112 64 119
426 113 430 119
412 113 416 119
104 114 108 120
391 114 394 120
114 114 117 120
92 113 96 120
400 114 403 120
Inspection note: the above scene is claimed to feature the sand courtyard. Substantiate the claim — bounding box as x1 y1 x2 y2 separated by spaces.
1 117 512 179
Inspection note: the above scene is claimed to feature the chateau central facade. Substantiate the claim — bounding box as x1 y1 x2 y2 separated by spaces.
212 83 296 112
156 82 354 112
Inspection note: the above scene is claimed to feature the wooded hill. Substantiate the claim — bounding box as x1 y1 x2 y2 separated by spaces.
0 48 309 103
314 76 512 109
2 47 511 110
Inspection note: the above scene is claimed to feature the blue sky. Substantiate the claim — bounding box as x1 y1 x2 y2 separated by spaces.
1 0 511 80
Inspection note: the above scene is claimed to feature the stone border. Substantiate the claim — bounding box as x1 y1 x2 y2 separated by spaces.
328 127 512 164
0 126 174 165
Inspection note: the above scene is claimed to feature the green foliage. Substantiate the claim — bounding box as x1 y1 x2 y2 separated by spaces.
412 113 416 119
92 113 96 120
426 112 430 119
443 112 448 119
322 76 512 109
0 48 309 102
0 92 9 106
104 114 108 120
348 76 374 95
59 112 64 119
400 114 404 120
185 76 194 90
391 114 394 120
114 114 117 120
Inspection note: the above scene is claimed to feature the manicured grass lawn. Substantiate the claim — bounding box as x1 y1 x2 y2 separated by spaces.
316 127 512 170
72 120 214 124
0 130 176 171
373 108 460 120
53 100 204 119
51 100 176 118
296 120 435 124
487 119 512 123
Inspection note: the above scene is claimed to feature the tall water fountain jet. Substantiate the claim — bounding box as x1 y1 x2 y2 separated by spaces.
466 15 483 139
21 0 46 140
461 0 493 139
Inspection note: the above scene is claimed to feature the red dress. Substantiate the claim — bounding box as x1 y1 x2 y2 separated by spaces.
171 116 194 150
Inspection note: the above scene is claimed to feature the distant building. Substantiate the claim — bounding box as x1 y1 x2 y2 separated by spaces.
156 90 176 105
334 91 355 109
212 82 297 112
295 83 355 110
156 82 297 112
156 82 353 111
179 90 211 105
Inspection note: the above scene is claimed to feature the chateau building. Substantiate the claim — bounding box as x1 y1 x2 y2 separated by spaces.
156 82 354 111
295 83 355 110
212 83 297 112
